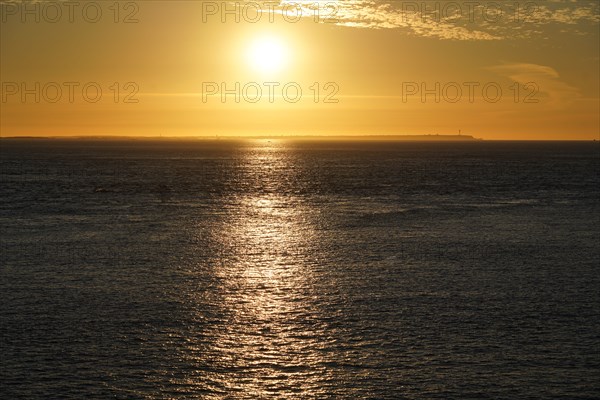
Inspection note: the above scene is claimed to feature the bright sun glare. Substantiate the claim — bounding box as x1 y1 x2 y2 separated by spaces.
247 37 289 74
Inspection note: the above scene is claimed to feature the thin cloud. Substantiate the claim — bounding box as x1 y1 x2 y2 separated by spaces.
489 63 581 107
276 0 599 41
280 0 501 40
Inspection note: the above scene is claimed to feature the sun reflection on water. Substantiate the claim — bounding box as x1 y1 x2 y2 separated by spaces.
194 141 333 397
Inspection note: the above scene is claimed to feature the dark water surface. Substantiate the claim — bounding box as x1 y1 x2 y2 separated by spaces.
1 139 599 399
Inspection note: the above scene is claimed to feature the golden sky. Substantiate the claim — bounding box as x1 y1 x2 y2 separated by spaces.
1 0 599 139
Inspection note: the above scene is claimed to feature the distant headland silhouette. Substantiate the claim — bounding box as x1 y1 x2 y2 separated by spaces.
1 134 482 141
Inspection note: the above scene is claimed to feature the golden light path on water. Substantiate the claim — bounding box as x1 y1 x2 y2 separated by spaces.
188 141 340 398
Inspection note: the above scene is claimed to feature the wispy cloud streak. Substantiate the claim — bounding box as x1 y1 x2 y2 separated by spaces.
275 0 599 41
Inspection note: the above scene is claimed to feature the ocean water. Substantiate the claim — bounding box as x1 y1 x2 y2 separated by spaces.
1 139 599 399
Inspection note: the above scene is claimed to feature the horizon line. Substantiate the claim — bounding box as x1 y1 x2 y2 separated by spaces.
1 134 599 142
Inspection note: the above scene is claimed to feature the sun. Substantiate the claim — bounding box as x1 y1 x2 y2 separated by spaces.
246 37 289 74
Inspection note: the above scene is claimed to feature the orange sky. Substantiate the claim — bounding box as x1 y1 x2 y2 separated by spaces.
1 0 599 139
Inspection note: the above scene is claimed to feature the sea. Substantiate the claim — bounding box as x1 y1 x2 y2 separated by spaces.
1 139 599 399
